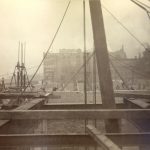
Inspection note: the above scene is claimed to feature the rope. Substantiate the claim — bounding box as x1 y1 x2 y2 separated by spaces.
102 4 148 51
22 0 71 92
131 0 150 10
130 0 150 21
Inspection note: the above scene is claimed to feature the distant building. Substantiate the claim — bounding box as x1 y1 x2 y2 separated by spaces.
43 49 83 88
43 48 142 90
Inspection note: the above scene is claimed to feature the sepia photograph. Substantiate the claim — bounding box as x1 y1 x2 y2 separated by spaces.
0 0 150 149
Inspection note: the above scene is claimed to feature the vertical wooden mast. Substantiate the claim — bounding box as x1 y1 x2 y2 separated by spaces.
83 0 87 104
89 0 120 132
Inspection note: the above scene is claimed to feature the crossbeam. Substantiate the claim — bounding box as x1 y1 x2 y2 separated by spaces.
86 125 121 150
0 133 150 147
114 90 150 99
42 103 124 109
0 99 44 128
0 134 96 146
124 98 150 132
48 90 150 100
125 99 150 109
0 109 149 120
0 92 51 99
15 99 45 110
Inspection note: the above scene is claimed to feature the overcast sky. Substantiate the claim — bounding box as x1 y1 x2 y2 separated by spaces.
0 0 149 77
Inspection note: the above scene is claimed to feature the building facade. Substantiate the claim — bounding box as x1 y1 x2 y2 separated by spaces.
43 48 142 90
43 49 84 89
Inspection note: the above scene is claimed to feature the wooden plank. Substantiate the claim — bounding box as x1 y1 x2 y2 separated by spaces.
0 109 149 120
124 98 150 132
0 120 9 127
0 133 150 147
0 92 51 99
115 90 150 94
0 99 44 128
124 98 150 150
89 0 120 133
114 90 150 99
41 103 125 109
106 132 150 146
0 120 39 134
86 125 121 150
0 134 96 147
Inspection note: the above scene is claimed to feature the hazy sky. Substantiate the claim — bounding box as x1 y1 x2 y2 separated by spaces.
0 0 149 77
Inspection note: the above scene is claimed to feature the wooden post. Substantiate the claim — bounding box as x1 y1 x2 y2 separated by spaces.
89 0 120 132
86 125 121 150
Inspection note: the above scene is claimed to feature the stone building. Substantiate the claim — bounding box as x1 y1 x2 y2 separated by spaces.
43 48 140 90
43 49 83 88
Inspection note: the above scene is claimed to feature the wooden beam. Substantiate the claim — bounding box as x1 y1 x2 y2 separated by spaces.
15 99 45 110
115 90 150 94
89 0 115 108
0 120 9 128
124 98 150 132
124 99 150 150
0 92 51 99
0 134 96 147
0 99 44 128
0 109 149 120
106 132 150 146
114 90 150 99
41 103 125 110
124 99 150 109
86 125 121 150
0 133 150 147
0 120 40 134
89 0 120 133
